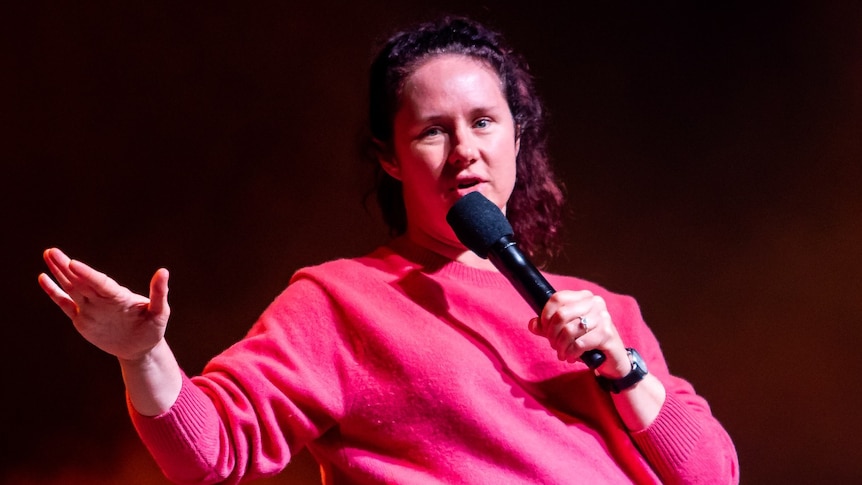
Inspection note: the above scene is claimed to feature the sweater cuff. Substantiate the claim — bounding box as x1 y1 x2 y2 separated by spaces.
128 373 222 482
630 392 704 478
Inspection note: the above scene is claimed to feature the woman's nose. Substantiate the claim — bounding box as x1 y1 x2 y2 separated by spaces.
447 129 479 168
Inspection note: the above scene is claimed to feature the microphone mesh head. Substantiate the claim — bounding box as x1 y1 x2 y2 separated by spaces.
446 192 514 258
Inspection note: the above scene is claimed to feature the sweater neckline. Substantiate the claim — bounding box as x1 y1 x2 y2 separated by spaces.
383 236 511 288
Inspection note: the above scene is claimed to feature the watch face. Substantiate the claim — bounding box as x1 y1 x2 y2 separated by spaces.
629 348 648 374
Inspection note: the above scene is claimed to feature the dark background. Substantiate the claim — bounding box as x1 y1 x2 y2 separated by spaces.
4 2 861 484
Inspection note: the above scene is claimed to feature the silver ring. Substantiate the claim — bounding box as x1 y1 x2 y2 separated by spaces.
579 316 589 332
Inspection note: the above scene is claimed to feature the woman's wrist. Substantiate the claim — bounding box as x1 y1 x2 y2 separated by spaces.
119 339 183 416
610 374 666 431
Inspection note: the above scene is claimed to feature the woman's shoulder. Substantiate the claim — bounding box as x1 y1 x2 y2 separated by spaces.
256 246 401 322
286 244 406 287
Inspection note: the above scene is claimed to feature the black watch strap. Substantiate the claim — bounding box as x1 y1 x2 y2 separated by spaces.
596 348 648 394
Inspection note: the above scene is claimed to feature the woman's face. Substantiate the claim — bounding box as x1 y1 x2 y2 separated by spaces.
382 54 520 252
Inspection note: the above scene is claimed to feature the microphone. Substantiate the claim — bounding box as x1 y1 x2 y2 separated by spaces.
446 192 606 369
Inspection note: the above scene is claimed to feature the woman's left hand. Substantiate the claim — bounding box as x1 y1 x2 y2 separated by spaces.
528 290 631 379
530 289 667 430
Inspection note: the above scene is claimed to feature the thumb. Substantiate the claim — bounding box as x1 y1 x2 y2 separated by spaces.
528 317 540 335
148 268 170 316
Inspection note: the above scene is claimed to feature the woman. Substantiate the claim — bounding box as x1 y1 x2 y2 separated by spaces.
39 17 738 484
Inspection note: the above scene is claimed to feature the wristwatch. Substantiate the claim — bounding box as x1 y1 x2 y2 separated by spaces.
596 348 648 393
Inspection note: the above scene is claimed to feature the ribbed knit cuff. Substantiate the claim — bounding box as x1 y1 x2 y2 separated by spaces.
630 392 704 479
128 373 222 482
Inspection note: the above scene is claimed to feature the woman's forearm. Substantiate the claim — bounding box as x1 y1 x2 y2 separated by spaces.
119 338 183 416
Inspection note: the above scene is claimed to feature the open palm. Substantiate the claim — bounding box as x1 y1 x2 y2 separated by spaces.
38 248 170 362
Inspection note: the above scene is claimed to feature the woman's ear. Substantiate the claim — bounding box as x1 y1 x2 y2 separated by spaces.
374 139 402 181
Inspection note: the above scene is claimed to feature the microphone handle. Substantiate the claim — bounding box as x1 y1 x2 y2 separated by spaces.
489 237 606 369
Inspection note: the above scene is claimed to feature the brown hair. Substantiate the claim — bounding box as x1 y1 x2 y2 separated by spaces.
366 17 565 265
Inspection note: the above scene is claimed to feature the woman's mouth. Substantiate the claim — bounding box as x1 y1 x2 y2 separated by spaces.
453 175 484 191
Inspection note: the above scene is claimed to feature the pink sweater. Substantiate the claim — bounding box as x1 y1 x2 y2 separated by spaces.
131 238 738 484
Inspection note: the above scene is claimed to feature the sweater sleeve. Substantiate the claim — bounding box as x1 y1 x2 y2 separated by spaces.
128 276 352 484
129 373 228 485
610 292 740 484
631 391 738 484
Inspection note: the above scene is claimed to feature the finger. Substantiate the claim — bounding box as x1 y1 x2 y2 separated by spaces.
547 300 589 343
67 259 124 300
528 317 539 335
556 322 583 360
589 294 609 315
564 330 593 361
43 248 75 292
542 290 591 319
37 273 79 320
550 312 577 347
565 309 618 362
553 309 594 361
148 268 170 317
552 293 609 340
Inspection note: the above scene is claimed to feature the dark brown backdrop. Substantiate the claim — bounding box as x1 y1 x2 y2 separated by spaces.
4 2 861 484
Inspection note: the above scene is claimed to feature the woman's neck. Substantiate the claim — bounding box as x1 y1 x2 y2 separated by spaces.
404 227 499 272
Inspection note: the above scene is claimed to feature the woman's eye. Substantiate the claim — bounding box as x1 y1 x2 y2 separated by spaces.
474 118 491 128
422 127 443 137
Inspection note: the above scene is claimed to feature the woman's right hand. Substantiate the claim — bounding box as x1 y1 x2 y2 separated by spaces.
38 248 170 363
